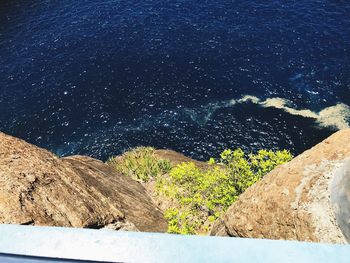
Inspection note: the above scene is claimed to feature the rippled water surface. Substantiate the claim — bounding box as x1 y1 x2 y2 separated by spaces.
0 0 349 160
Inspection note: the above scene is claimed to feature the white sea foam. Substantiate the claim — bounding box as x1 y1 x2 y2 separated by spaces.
237 95 350 130
318 104 350 130
189 95 350 130
236 95 261 104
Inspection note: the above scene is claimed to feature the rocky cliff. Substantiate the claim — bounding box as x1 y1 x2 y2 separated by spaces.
1 129 349 243
211 129 350 244
0 132 167 232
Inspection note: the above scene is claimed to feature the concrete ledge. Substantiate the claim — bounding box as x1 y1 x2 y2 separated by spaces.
0 224 349 262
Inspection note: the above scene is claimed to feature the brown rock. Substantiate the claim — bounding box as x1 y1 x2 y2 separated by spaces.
211 129 350 244
154 149 210 170
0 132 167 232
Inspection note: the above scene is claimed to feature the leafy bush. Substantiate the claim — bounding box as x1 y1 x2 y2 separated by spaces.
157 162 234 234
215 148 293 195
164 208 198 235
108 147 292 234
156 148 292 234
107 147 172 182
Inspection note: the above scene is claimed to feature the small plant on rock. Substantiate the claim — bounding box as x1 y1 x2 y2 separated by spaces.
107 147 172 182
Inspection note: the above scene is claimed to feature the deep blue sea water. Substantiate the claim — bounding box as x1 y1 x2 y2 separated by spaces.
0 0 349 160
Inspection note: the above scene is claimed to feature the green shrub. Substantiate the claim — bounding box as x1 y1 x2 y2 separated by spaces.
164 208 198 235
107 147 172 182
108 147 293 234
213 148 293 195
156 148 292 234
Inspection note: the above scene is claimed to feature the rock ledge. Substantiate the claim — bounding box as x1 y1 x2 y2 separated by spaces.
0 132 167 232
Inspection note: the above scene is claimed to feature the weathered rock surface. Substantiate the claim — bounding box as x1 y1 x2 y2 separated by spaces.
0 132 167 232
211 129 350 244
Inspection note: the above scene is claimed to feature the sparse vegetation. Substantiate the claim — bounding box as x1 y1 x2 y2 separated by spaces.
107 147 172 182
108 147 293 235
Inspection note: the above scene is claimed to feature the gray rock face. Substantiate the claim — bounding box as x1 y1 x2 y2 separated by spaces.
331 159 350 243
0 132 167 232
211 129 350 244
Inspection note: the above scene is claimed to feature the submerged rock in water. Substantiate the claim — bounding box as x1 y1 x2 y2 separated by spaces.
211 129 350 244
0 132 167 232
